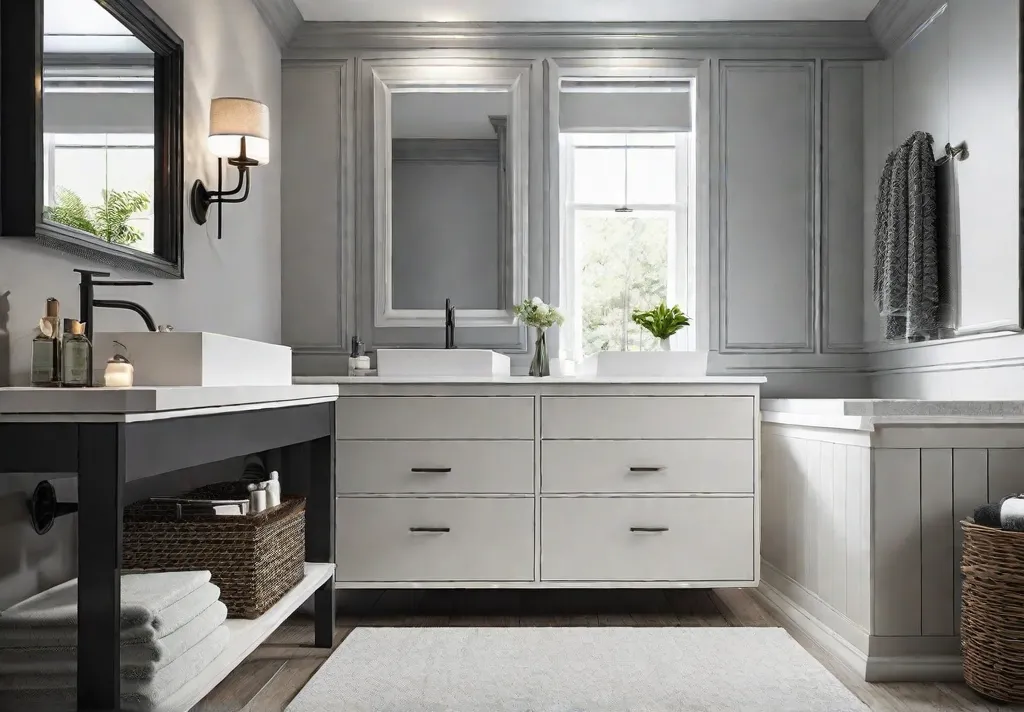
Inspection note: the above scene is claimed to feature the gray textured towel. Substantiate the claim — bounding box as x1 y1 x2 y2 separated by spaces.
0 582 220 649
873 131 940 342
0 600 226 676
0 624 229 712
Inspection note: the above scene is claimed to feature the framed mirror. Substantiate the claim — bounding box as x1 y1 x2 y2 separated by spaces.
0 0 184 278
371 64 530 328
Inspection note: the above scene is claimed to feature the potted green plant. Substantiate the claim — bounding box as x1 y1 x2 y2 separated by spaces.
513 297 564 377
631 303 691 351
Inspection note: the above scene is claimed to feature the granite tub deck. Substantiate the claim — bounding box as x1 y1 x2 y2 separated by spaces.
758 399 1024 683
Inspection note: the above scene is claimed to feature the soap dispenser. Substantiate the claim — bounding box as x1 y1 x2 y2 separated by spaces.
61 320 92 388
348 336 371 375
30 298 62 387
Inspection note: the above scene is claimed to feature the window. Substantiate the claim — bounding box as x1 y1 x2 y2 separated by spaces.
561 132 692 362
43 133 155 252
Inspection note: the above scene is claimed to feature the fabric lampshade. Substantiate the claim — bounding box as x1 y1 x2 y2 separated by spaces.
207 97 270 165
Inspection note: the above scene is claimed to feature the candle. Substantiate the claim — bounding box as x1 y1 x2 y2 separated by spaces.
103 360 134 388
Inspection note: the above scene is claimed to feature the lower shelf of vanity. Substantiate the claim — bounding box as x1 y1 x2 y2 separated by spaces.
335 496 757 589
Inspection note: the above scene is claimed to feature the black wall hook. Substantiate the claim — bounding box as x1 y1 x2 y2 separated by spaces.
27 480 78 535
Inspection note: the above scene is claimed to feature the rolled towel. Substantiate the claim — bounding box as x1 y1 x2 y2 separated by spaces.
0 600 227 676
1002 495 1024 532
974 502 1002 528
0 624 230 712
0 582 220 649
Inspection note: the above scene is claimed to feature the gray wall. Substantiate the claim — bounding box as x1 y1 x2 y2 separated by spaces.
864 0 1023 397
0 0 283 608
392 160 500 310
282 39 872 396
43 92 154 134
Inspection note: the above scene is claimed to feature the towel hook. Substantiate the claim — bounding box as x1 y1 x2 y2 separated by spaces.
937 141 969 166
26 480 78 535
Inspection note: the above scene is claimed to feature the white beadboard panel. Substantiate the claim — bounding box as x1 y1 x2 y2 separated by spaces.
986 449 1024 501
952 449 988 632
818 442 836 605
831 443 848 615
920 449 955 636
872 448 922 636
847 445 872 630
719 61 815 352
802 439 820 593
822 62 865 352
281 65 344 347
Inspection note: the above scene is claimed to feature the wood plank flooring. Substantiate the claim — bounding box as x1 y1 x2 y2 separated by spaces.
193 588 1021 712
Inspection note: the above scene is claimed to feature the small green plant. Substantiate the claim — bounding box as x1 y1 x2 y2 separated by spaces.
514 297 564 330
45 187 150 246
631 303 691 339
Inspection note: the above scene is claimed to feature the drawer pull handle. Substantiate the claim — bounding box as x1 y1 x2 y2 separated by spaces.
411 467 453 473
629 466 666 473
630 526 669 533
409 526 451 534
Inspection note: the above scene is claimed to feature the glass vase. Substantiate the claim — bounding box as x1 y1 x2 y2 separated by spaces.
530 328 550 377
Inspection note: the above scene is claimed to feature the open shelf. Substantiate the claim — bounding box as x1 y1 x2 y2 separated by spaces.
155 562 335 712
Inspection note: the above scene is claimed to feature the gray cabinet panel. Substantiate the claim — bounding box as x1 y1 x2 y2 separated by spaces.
282 65 343 347
823 62 865 352
720 61 815 352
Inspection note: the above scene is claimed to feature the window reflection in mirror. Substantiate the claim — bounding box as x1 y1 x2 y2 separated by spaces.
42 0 156 253
390 91 512 311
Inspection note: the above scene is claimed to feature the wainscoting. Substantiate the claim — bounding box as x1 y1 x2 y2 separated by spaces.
761 416 1024 681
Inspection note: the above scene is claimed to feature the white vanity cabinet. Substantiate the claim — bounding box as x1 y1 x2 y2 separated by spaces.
329 378 762 588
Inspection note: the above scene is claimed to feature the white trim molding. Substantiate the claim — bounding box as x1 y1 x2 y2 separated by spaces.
368 61 531 329
867 0 948 55
250 0 303 48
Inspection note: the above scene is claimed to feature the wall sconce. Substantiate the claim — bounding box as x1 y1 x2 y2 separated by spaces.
190 97 270 239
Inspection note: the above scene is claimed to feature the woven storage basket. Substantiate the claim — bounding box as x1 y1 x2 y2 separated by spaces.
123 482 305 619
961 519 1024 703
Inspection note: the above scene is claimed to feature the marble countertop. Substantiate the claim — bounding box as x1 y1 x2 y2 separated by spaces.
762 398 1024 418
294 376 768 385
0 385 340 419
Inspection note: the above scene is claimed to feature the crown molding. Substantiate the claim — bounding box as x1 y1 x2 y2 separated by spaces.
867 0 947 55
251 0 303 48
285 21 883 57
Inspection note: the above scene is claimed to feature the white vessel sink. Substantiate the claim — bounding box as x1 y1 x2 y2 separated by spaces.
376 349 510 377
93 332 292 387
577 351 709 378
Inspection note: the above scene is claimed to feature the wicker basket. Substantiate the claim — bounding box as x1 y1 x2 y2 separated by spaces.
123 482 306 619
961 520 1024 703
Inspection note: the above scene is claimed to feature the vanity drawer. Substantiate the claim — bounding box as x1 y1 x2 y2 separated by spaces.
336 497 534 582
541 397 753 440
337 440 534 494
337 396 533 440
541 497 755 582
542 440 754 494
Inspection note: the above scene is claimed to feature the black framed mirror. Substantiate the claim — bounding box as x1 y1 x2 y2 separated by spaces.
0 0 184 278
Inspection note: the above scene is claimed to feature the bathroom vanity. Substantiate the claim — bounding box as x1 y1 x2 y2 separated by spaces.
0 385 340 712
297 376 763 589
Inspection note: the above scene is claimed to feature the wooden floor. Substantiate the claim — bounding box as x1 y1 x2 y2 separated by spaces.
194 588 1022 712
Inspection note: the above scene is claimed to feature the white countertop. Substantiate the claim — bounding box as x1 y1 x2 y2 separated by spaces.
0 385 340 420
763 398 1024 418
294 376 768 385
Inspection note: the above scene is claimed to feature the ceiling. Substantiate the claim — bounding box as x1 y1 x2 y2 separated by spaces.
293 0 879 23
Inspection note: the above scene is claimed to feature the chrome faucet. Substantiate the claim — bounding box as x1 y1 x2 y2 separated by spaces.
445 298 456 349
75 268 157 345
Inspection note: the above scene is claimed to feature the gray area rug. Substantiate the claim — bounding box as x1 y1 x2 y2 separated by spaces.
286 627 869 711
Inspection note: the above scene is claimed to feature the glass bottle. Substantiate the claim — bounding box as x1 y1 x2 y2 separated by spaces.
30 298 61 387
62 320 92 388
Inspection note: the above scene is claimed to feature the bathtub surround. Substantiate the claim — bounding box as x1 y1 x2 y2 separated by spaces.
759 399 1024 682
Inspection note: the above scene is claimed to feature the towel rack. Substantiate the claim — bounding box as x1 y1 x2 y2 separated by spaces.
936 141 969 166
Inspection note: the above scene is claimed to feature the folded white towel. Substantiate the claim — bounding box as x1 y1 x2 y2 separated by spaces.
0 582 220 649
0 624 229 712
1001 495 1024 531
0 600 227 676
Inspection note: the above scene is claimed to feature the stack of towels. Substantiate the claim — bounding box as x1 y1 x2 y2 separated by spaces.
0 570 229 712
975 495 1024 531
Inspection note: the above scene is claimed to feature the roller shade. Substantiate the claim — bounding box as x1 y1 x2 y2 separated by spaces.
559 79 692 133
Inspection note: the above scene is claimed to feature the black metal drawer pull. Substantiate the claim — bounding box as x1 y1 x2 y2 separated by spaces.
411 467 453 473
629 466 666 473
409 526 451 533
630 526 669 533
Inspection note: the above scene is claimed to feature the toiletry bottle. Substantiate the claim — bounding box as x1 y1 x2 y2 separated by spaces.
349 336 371 375
62 320 92 388
266 471 281 508
30 298 62 387
248 483 267 513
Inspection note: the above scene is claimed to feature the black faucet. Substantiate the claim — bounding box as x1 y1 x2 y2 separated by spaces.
75 269 157 344
445 298 456 349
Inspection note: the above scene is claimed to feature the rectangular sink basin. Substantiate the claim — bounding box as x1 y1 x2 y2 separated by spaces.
376 349 510 378
93 332 292 387
577 351 709 378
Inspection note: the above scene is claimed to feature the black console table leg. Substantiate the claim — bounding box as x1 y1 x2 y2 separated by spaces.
77 423 125 711
307 404 336 648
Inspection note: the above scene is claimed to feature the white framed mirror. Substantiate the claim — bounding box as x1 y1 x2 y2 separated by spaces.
371 63 530 328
